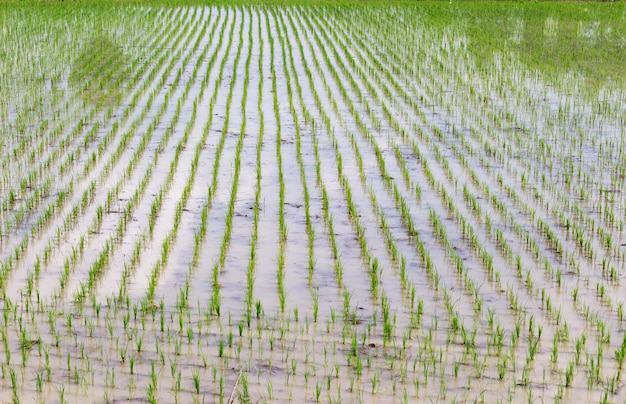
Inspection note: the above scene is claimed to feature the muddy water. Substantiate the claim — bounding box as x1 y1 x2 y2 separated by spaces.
1 3 626 403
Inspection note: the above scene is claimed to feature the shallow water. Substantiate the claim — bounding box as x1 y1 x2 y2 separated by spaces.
1 3 625 403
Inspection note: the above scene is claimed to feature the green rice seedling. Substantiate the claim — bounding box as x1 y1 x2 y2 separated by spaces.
58 384 66 404
192 368 201 394
0 3 625 403
147 361 158 404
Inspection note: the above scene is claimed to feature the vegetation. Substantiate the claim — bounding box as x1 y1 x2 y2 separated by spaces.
0 1 625 402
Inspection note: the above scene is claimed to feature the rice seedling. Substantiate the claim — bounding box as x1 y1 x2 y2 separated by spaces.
0 1 625 403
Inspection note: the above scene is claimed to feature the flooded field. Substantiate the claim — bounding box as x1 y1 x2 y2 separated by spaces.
1 2 626 402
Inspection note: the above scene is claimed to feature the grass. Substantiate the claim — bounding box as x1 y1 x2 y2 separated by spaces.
459 2 626 90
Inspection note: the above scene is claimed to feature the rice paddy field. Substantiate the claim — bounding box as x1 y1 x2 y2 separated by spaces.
1 1 626 402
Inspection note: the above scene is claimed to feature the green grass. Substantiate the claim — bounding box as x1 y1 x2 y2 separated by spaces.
455 2 626 90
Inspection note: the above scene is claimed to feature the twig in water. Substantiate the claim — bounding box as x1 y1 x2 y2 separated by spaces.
228 369 243 404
